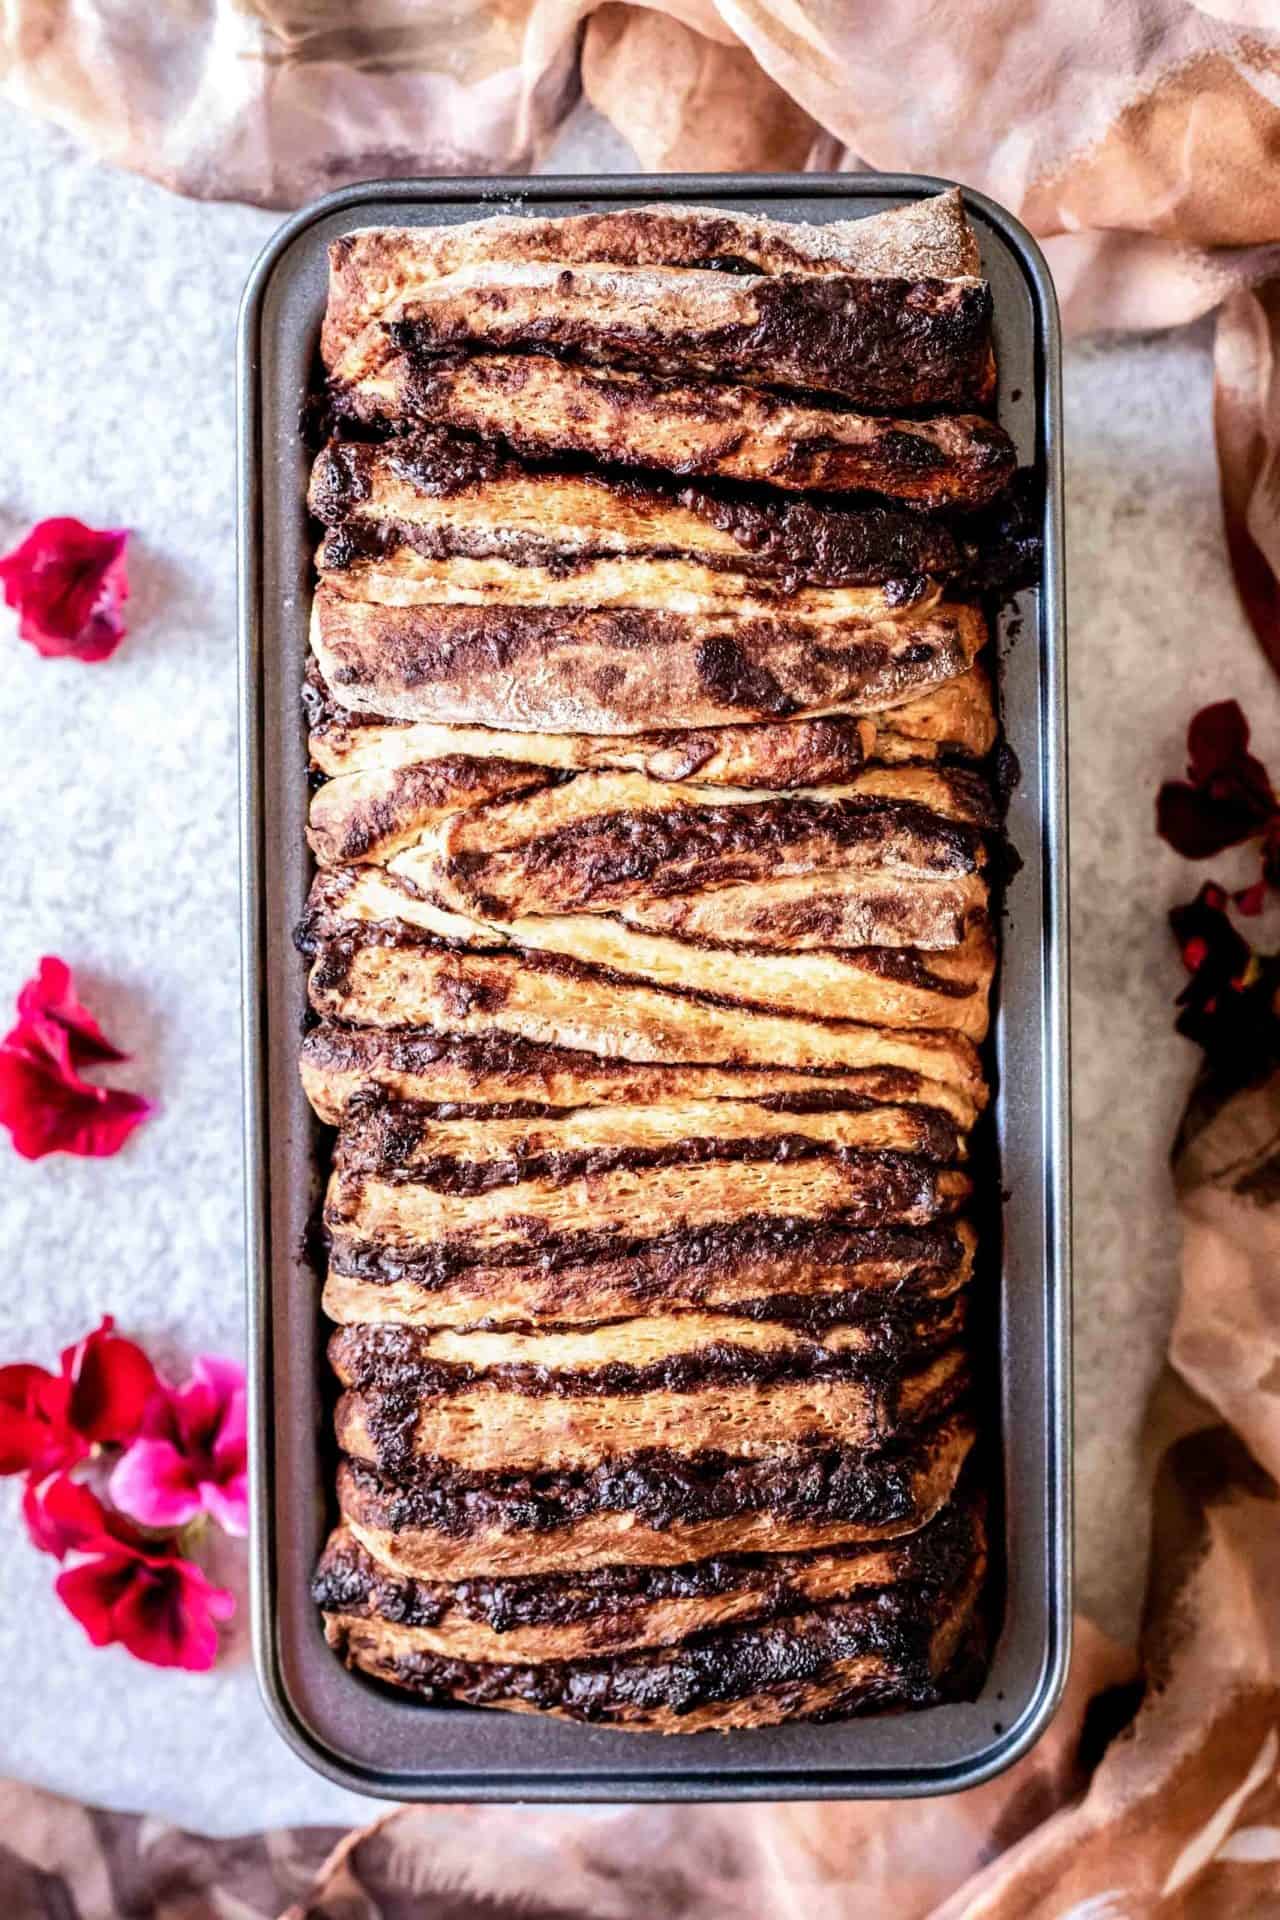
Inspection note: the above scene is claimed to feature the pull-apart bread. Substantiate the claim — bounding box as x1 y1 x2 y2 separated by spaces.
302 190 1013 1731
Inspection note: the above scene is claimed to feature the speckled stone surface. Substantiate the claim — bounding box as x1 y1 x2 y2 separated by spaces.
0 97 1273 1831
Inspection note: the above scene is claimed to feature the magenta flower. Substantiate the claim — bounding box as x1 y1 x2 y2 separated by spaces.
0 518 131 661
108 1355 248 1538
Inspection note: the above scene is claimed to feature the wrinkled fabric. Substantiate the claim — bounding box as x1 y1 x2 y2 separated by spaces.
5 2 1280 312
9 1069 1280 1912
7 1 1280 662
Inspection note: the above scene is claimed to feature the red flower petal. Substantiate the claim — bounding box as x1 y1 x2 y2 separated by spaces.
0 518 130 662
0 961 151 1161
0 1043 151 1159
61 1317 155 1448
1157 700 1278 860
1185 700 1256 784
23 1473 113 1558
1235 878 1267 916
16 957 125 1067
0 1364 80 1476
55 1546 233 1671
55 1554 138 1647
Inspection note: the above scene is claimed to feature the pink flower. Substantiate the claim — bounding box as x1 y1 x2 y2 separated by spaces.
0 1316 155 1478
109 1355 248 1538
23 1477 234 1670
0 518 130 661
0 957 152 1159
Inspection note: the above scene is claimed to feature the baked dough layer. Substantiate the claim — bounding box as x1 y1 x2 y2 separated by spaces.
305 190 1005 1730
334 355 1015 508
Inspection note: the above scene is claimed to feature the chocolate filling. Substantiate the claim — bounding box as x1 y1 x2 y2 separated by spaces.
300 1022 946 1106
331 1589 967 1718
328 1311 964 1402
339 1112 962 1191
326 1214 970 1292
301 913 987 1031
447 790 990 917
384 273 993 410
330 358 1017 505
340 1397 971 1535
315 1483 979 1631
311 431 965 589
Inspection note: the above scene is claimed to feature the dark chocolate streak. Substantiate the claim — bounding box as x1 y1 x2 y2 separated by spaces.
321 517 937 598
302 662 985 787
339 1113 962 1191
385 274 994 408
322 599 955 722
302 913 984 1025
327 1214 969 1291
330 359 1018 504
311 432 963 588
313 757 553 863
328 1313 963 1401
449 790 992 912
327 1155 965 1277
341 1400 970 1534
301 1023 939 1102
331 1587 963 1719
336 1081 947 1127
315 1485 978 1631
347 1354 964 1482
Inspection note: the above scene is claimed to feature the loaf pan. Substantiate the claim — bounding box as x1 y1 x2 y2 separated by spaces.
237 172 1070 1800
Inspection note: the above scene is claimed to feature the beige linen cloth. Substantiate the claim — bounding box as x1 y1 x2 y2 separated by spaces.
4 1067 1280 1912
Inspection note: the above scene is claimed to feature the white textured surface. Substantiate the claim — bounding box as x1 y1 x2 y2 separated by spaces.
0 98 1274 1831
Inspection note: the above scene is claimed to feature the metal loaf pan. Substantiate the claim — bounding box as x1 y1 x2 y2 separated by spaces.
238 173 1070 1801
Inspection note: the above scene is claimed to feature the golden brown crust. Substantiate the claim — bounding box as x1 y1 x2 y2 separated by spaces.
321 1216 978 1334
311 586 988 735
298 1021 981 1130
307 940 987 1097
306 665 997 785
334 1411 976 1577
303 870 994 1037
322 193 983 370
314 1510 981 1664
310 435 963 591
307 756 551 868
334 355 1013 507
316 1492 987 1728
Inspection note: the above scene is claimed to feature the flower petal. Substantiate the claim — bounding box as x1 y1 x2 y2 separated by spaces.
0 1364 79 1476
17 957 125 1067
0 519 130 663
212 1386 247 1476
108 1436 201 1531
0 1037 151 1160
1185 701 1263 786
189 1354 247 1408
1169 882 1280 1088
202 1470 249 1539
23 1473 112 1559
112 1555 234 1671
55 1553 139 1647
63 1317 156 1447
1157 701 1278 859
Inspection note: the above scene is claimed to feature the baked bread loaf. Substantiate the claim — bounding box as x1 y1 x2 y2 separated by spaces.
301 190 1009 1730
